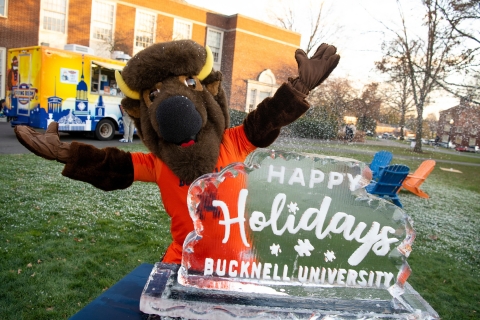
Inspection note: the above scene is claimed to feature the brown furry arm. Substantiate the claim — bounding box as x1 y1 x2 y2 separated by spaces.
61 142 134 191
243 82 310 147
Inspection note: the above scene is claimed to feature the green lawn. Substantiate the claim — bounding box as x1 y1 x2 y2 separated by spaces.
1 141 479 319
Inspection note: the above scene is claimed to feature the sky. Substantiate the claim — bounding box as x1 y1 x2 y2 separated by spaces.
186 0 460 117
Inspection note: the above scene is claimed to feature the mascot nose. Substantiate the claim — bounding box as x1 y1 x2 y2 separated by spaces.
156 96 202 145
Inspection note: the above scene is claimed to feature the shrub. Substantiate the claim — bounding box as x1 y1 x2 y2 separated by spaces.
281 116 338 140
229 108 247 127
229 108 338 140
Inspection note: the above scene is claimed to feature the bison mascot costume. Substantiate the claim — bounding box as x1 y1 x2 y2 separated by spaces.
14 40 340 264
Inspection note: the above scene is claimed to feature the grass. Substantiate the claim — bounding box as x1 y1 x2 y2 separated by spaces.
1 140 479 319
0 153 169 319
276 136 480 165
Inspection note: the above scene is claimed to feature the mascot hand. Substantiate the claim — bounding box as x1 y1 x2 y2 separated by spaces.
14 122 71 164
290 43 340 95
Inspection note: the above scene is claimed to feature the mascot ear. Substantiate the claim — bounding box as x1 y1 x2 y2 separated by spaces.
202 70 230 129
121 97 141 119
202 70 222 95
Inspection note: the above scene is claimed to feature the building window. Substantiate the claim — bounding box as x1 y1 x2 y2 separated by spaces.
92 1 115 41
41 0 67 33
173 19 192 40
245 69 278 112
455 126 463 133
469 138 476 146
206 28 223 70
249 89 257 111
134 11 155 53
471 128 478 135
259 91 270 102
0 0 7 17
444 124 451 132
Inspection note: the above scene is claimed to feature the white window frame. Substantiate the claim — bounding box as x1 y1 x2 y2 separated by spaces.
0 47 5 99
91 0 116 42
248 89 257 112
133 10 156 55
173 19 192 40
245 70 278 112
0 0 7 17
41 0 67 34
206 27 223 71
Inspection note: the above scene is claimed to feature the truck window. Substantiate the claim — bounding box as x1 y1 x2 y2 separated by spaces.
91 61 124 96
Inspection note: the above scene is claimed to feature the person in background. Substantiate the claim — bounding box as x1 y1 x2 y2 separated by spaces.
345 123 354 142
0 99 5 114
0 99 9 121
2 98 14 122
119 105 135 143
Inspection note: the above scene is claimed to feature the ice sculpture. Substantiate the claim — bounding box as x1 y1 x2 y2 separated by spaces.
179 150 414 298
140 150 438 319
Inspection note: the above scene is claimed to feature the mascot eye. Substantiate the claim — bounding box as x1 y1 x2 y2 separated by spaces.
149 89 160 102
184 77 197 89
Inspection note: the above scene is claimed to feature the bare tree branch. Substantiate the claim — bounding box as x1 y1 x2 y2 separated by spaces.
267 0 343 55
375 0 472 152
437 0 480 44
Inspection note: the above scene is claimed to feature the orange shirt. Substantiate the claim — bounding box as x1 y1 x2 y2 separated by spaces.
131 125 256 264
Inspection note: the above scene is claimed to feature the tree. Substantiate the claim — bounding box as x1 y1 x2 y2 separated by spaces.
376 57 416 140
349 83 382 133
378 105 402 126
308 77 355 128
439 0 479 44
376 0 472 152
435 0 480 104
268 0 343 55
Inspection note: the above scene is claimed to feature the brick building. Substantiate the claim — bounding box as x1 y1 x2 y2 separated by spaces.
0 0 300 111
437 99 480 147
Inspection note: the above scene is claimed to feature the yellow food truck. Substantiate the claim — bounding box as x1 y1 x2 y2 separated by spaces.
4 45 128 140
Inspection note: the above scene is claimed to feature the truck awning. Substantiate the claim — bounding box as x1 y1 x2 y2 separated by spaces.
92 60 124 71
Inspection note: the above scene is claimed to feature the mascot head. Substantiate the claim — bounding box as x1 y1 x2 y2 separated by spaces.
116 40 230 183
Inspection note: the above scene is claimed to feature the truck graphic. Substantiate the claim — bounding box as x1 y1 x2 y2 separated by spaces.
4 46 129 140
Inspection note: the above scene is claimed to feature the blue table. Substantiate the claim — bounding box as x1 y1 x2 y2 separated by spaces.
70 263 153 320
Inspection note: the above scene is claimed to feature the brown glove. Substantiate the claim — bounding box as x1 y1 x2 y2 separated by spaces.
290 43 340 95
14 122 71 164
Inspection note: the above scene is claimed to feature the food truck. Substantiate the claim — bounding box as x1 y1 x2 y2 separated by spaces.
4 45 128 140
